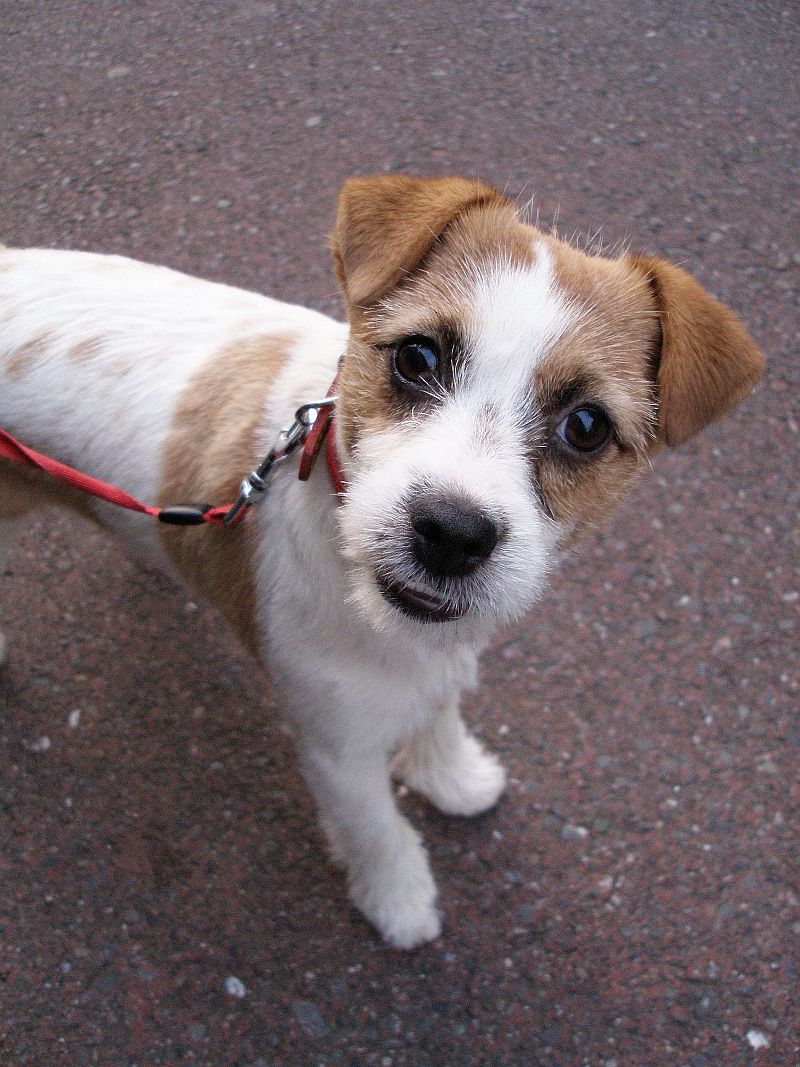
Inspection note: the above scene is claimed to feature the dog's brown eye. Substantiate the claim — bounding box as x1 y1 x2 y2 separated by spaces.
557 406 612 454
393 337 440 385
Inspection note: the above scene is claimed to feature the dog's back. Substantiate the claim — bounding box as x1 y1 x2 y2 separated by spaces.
0 248 341 541
0 250 288 502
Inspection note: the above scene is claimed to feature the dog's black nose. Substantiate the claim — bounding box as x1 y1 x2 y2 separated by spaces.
410 496 502 578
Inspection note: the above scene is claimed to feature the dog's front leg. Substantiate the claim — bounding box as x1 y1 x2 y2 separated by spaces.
391 699 506 817
298 734 441 949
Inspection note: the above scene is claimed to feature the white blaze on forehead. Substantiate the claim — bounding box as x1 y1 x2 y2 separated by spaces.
466 241 577 397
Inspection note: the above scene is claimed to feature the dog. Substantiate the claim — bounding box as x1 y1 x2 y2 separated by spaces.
0 175 763 948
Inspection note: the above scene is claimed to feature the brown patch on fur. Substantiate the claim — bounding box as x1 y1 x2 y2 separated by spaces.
330 174 509 310
335 334 398 457
333 180 531 458
68 338 105 363
539 449 645 547
543 240 661 451
6 331 53 380
534 245 659 542
536 239 763 539
157 334 292 657
437 200 536 270
629 256 764 446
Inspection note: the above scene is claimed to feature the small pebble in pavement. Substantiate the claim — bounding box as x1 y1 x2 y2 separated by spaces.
224 975 246 998
561 823 589 842
746 1030 770 1051
27 736 52 753
292 999 329 1037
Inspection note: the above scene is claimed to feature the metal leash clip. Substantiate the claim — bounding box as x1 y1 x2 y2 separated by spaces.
224 396 338 525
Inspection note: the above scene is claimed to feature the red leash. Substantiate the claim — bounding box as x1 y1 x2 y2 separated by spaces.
0 388 343 527
0 427 236 525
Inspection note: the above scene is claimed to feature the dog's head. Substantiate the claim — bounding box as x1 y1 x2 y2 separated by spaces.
329 175 763 643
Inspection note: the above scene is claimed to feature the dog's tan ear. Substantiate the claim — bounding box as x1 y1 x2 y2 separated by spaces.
631 255 764 447
331 174 507 308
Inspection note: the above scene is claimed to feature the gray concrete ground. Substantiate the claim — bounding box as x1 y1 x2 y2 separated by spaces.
1 2 797 1064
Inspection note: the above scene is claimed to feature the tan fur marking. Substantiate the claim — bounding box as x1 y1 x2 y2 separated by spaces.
157 334 292 658
543 241 661 449
430 201 536 274
540 450 645 547
532 242 657 539
6 331 53 380
68 338 105 363
629 256 764 446
331 174 509 310
335 193 530 457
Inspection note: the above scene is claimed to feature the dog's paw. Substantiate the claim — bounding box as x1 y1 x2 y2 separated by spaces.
353 880 441 950
393 731 506 817
348 825 441 949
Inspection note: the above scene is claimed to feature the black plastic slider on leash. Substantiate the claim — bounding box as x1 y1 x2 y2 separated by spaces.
157 503 216 526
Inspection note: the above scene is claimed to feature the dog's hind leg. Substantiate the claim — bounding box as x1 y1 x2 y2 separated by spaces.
391 699 506 817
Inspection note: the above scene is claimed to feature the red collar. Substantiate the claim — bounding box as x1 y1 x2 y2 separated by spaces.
324 415 346 495
298 375 345 496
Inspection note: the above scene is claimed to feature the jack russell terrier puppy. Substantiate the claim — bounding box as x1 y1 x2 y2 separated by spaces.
0 176 763 948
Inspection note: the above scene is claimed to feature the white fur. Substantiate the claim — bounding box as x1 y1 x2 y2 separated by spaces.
391 700 507 817
0 243 577 949
468 244 577 394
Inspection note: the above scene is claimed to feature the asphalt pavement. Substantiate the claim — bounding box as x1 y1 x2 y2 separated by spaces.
1 2 797 1065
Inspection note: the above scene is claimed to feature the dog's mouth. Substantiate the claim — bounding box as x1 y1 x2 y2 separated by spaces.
375 573 464 623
